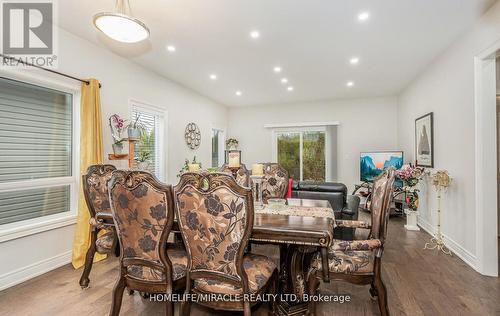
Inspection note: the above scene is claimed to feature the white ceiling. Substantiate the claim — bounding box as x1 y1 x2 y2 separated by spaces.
58 0 495 107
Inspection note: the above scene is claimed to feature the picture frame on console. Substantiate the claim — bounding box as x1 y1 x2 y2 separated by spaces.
415 112 434 168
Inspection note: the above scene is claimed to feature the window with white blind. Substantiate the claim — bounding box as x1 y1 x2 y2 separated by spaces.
131 103 166 181
0 76 77 228
211 128 224 167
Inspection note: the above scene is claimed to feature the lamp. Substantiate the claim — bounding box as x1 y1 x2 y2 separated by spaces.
93 0 150 43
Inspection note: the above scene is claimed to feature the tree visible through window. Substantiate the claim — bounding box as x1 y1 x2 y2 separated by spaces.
276 130 325 181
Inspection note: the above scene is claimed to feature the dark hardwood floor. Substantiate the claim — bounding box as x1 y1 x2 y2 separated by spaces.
0 213 499 316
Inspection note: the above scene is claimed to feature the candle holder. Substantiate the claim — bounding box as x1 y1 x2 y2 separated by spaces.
250 174 264 210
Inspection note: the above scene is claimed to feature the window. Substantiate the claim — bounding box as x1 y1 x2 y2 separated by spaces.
211 128 224 167
0 77 76 226
274 128 327 181
131 102 166 181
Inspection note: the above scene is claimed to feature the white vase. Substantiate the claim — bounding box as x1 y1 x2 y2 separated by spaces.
136 161 149 170
404 209 420 231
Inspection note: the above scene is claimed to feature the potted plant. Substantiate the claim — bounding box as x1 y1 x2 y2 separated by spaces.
109 114 126 154
126 114 146 139
135 131 154 170
177 156 202 177
226 138 239 150
397 164 425 231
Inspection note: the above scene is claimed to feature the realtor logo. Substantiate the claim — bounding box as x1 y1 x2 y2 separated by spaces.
1 0 57 67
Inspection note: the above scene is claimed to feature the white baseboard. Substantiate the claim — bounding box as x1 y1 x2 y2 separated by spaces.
417 218 477 270
0 250 72 291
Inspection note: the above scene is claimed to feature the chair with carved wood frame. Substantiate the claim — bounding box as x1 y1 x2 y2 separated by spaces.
218 163 252 187
261 163 289 202
108 170 187 316
174 172 278 316
79 164 118 288
306 169 396 316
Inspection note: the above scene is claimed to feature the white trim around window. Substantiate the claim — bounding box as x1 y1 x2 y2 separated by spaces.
129 99 168 181
0 69 81 243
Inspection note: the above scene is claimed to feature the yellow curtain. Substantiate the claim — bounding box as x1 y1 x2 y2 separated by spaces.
71 79 106 269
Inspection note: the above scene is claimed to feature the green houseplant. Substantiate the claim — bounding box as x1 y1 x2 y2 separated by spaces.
135 131 154 170
126 114 146 139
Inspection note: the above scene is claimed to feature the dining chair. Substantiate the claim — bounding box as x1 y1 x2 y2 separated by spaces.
261 163 289 202
218 163 252 187
306 168 396 316
174 172 278 316
79 164 117 288
108 170 187 316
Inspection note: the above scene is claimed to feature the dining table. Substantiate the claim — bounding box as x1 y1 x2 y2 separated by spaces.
173 197 335 316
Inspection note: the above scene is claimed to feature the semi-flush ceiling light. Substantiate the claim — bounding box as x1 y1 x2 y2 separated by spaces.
250 30 260 39
166 45 176 52
287 86 294 91
93 0 150 43
235 90 242 96
273 66 282 73
358 11 370 22
210 74 217 80
349 57 360 65
281 78 288 84
347 81 355 87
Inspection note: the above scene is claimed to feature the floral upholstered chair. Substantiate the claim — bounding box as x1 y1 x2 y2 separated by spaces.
261 163 289 202
174 172 278 316
108 170 187 316
306 169 396 316
218 163 252 187
79 164 117 288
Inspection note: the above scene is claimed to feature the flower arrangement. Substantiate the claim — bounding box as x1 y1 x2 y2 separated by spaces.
109 114 126 145
226 138 239 149
396 165 425 211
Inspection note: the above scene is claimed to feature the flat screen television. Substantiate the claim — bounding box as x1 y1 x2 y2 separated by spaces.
360 151 404 184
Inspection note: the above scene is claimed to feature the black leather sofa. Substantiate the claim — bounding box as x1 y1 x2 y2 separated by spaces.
291 181 360 240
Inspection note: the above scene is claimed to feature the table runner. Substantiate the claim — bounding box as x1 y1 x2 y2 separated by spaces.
255 204 335 219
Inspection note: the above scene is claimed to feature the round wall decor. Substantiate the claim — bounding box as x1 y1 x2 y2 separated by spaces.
185 122 201 149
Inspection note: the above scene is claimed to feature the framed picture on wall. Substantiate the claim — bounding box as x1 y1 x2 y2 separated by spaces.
415 112 434 167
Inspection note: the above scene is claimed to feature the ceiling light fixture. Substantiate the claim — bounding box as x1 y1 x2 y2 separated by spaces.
349 57 360 65
346 81 355 87
250 30 260 39
281 78 288 84
357 11 370 22
273 66 282 73
287 86 294 91
93 0 150 43
236 90 242 96
209 74 217 80
166 45 176 52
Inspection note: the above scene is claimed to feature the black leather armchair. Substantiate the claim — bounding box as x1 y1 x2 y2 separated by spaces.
291 181 360 240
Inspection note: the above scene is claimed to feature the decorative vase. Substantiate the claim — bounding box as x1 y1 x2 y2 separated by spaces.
137 161 149 170
404 209 420 231
112 143 124 154
127 127 141 139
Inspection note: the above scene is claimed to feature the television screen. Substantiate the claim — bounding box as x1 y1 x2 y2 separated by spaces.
360 151 403 183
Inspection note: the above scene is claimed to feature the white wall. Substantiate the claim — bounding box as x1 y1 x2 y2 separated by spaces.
0 27 227 290
227 97 399 190
397 0 500 271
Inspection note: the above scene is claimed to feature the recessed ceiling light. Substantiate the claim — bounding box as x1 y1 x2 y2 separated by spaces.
349 57 360 65
287 86 294 91
209 74 217 80
273 66 282 73
346 81 355 87
358 12 370 22
166 45 176 52
250 30 260 39
235 90 242 96
281 78 288 84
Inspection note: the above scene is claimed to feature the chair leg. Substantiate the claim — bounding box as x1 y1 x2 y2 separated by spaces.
109 277 126 316
180 291 191 316
268 271 278 316
79 227 98 288
243 301 251 316
369 282 378 298
306 273 321 316
165 300 173 316
374 275 389 316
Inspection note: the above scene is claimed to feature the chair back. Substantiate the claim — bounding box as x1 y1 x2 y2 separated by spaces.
369 168 396 241
174 172 253 292
82 164 116 218
261 163 289 201
218 163 251 187
108 170 175 283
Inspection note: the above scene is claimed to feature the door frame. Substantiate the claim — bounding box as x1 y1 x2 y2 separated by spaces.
474 38 500 277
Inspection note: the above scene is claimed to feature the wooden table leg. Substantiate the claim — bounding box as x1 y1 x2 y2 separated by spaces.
320 247 330 283
277 245 317 316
